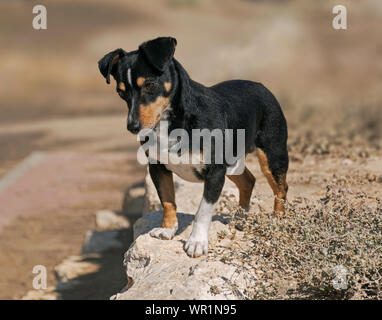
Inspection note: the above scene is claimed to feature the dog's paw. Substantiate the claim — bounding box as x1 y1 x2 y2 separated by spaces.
184 237 208 258
149 226 177 240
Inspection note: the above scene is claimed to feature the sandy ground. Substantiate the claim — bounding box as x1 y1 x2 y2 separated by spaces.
0 150 146 299
0 0 381 299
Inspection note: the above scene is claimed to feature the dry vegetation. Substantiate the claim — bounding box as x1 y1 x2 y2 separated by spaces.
286 101 382 161
215 180 381 299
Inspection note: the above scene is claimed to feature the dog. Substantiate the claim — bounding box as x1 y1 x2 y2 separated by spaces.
98 37 289 257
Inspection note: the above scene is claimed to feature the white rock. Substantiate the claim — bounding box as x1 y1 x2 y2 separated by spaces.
55 255 99 282
96 210 130 230
21 287 59 300
116 210 255 300
54 255 100 291
114 165 255 300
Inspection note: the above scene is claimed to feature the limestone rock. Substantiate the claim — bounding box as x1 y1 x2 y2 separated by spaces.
96 210 130 230
116 210 256 300
114 168 256 300
55 255 99 282
21 287 59 300
54 255 100 291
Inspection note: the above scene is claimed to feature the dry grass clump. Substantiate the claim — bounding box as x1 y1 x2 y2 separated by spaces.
215 185 382 299
286 102 382 162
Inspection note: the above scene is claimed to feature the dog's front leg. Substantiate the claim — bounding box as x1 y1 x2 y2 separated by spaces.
185 165 226 257
148 164 178 240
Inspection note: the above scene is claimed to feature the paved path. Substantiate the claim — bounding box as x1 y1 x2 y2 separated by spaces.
0 151 137 231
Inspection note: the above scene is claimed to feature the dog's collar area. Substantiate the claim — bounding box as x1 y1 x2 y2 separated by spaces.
160 103 172 120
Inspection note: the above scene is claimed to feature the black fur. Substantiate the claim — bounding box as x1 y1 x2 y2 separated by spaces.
98 37 289 203
139 37 177 73
98 48 125 84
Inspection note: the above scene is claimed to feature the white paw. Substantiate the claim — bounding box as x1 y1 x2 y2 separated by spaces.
184 237 208 258
149 225 177 240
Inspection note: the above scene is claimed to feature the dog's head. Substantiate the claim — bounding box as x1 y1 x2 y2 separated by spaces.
98 37 177 134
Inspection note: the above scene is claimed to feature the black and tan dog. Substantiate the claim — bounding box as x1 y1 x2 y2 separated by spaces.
98 37 289 257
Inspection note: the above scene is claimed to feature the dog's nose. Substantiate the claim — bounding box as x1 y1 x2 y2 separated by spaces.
127 121 141 134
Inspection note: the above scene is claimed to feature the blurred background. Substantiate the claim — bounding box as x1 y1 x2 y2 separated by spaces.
0 0 381 299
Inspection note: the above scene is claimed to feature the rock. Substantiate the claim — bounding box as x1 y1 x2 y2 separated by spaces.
96 210 130 230
82 230 125 254
116 210 255 300
21 287 59 300
114 165 257 300
55 255 99 283
54 255 100 291
342 159 353 166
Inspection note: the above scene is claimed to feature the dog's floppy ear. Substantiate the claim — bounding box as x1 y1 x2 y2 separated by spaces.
139 37 177 73
98 49 125 84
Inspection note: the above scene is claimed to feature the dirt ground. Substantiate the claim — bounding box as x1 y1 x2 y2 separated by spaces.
0 150 146 300
0 0 381 299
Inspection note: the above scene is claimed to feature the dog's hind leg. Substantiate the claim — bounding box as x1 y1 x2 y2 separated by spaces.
227 167 256 211
256 147 288 214
148 164 178 240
